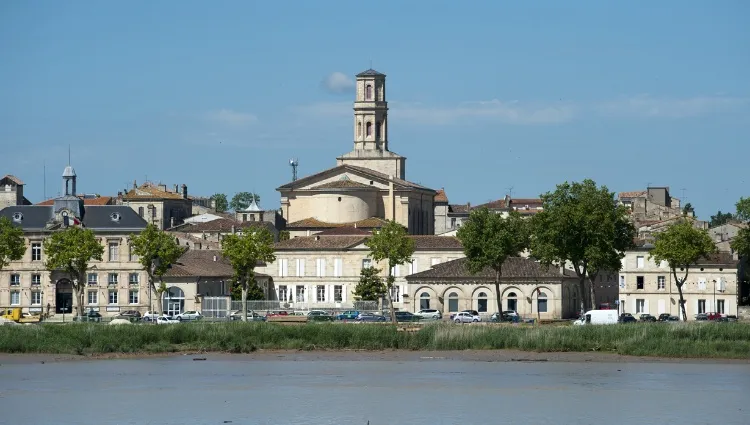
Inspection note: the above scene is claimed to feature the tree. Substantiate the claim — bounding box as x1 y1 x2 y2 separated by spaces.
130 224 184 314
44 227 104 316
353 267 386 301
0 216 25 271
709 210 734 228
682 202 694 216
230 280 265 301
457 208 529 314
530 180 636 313
222 227 275 321
230 192 261 211
736 197 750 223
365 220 415 324
649 220 716 321
210 193 229 213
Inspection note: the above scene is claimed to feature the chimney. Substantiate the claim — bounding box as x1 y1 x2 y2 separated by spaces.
158 184 167 192
181 184 188 199
213 255 217 262
133 180 137 189
174 184 179 193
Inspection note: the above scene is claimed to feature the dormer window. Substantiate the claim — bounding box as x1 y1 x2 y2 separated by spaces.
12 212 22 222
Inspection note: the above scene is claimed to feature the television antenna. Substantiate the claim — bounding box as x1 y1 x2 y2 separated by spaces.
506 186 514 198
289 158 299 182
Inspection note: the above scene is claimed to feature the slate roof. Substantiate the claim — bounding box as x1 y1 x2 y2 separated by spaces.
449 204 470 214
164 249 269 278
275 236 368 250
286 217 387 229
0 205 148 231
277 164 434 193
410 236 463 250
1 175 24 185
434 189 448 203
37 196 113 206
356 68 385 77
315 227 372 236
179 218 275 233
405 257 577 281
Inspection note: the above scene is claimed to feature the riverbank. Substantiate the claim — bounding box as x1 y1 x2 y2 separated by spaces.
0 322 748 359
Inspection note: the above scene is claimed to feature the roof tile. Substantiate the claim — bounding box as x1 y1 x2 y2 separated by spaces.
275 236 368 250
406 257 576 280
287 217 387 229
434 189 448 203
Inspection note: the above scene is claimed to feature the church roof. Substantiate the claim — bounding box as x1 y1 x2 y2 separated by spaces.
277 164 434 193
240 198 262 212
62 166 76 177
356 68 385 77
311 176 374 190
287 217 387 229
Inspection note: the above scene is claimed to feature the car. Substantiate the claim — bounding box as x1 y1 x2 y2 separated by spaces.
73 310 102 322
453 311 480 323
229 310 266 321
336 310 361 320
639 314 657 322
266 310 289 317
619 313 637 323
657 313 672 322
490 312 521 323
156 316 179 325
174 311 202 321
356 312 387 322
415 309 442 320
394 311 421 322
717 315 738 323
307 310 334 322
450 310 480 321
119 310 142 319
142 311 160 322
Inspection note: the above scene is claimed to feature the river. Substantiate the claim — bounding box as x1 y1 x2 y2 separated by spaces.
1 353 748 424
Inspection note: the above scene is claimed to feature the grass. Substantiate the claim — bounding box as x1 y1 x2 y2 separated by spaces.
0 322 748 358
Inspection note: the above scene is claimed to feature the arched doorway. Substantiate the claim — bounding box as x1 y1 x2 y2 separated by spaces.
507 292 518 312
447 292 459 313
55 279 73 313
419 292 430 310
476 292 488 313
163 287 185 316
537 291 548 313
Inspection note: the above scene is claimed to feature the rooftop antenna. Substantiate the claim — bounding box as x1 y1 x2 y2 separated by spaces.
369 59 372 69
289 158 299 182
68 145 71 165
506 186 514 198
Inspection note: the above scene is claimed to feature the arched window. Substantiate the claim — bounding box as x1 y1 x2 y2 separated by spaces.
366 84 373 100
366 122 372 137
375 121 381 141
507 292 517 312
537 291 548 313
420 292 430 310
448 292 459 313
163 286 185 316
357 122 362 137
477 291 488 313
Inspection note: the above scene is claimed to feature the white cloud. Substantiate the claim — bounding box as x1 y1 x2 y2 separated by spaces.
597 95 748 119
205 109 259 126
321 72 355 94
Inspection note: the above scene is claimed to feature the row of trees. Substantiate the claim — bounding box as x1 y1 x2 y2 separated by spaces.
209 192 261 213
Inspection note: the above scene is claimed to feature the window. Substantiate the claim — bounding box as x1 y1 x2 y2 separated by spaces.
278 259 288 277
296 286 305 303
619 275 625 288
636 276 644 290
334 285 343 303
334 258 343 277
294 259 305 277
32 274 41 285
507 292 518 312
10 274 20 286
477 292 488 313
88 273 98 286
698 278 707 290
448 292 459 312
108 242 119 262
390 285 401 302
451 218 456 227
375 121 381 141
636 256 644 268
698 299 706 314
362 259 372 269
138 207 144 217
129 290 139 304
408 259 418 275
129 245 138 262
88 290 98 305
31 243 42 261
657 276 666 290
31 291 42 305
129 273 139 285
357 122 362 136
537 291 548 313
9 290 21 305
365 84 372 100
366 122 372 137
108 273 118 286
716 300 725 314
420 293 430 310
390 265 400 277
278 285 288 302
636 299 645 314
108 289 118 305
316 285 326 303
316 259 326 277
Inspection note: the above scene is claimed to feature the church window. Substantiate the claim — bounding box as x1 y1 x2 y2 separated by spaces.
366 122 372 137
357 122 362 136
366 84 373 100
375 121 381 141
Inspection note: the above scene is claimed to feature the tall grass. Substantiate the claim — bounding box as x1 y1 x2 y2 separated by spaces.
0 322 748 358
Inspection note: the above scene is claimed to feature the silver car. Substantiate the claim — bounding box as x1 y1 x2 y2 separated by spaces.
416 309 442 320
453 311 480 323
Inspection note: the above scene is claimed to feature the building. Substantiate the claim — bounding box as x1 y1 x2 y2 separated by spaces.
709 222 747 254
405 257 580 319
234 198 286 231
276 69 436 237
618 187 684 227
119 181 192 230
434 192 542 236
618 245 740 319
256 232 465 311
636 215 709 243
37 194 114 206
169 218 279 245
0 175 32 208
0 166 149 317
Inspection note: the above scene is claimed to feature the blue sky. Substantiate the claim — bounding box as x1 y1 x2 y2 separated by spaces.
1 0 748 219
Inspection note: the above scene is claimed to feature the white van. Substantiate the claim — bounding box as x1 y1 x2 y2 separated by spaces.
573 309 618 326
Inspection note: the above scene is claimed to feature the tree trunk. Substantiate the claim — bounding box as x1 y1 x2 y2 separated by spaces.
588 274 598 310
241 277 249 322
494 268 502 314
578 277 587 315
385 270 397 324
676 283 688 321
147 273 159 314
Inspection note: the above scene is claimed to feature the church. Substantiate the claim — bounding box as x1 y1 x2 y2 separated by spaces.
277 69 437 237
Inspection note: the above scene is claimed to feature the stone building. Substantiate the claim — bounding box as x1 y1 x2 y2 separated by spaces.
234 198 286 232
0 175 31 208
618 187 684 227
0 166 149 317
434 192 543 236
277 69 436 236
169 218 279 246
119 182 193 230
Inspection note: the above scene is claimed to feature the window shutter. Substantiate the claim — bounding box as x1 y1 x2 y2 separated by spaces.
644 299 649 314
278 261 283 277
394 265 400 277
342 284 347 303
299 259 305 277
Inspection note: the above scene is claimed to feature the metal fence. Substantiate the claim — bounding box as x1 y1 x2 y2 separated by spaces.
227 300 380 315
201 297 230 318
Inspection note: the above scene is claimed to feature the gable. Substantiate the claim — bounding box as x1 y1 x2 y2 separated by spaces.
277 164 434 193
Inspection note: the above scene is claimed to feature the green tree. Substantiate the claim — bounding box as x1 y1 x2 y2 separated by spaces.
457 208 529 314
130 224 184 314
709 210 735 228
230 279 265 301
230 192 261 211
44 227 104 316
682 202 694 216
353 267 386 301
210 193 229 213
530 180 636 313
0 216 25 271
365 220 415 323
649 220 716 321
736 197 750 223
222 227 276 321
279 230 290 241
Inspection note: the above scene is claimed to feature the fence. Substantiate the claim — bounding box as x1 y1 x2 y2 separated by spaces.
227 300 380 314
201 297 230 318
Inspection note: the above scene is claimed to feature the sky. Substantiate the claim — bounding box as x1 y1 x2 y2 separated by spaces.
1 0 748 220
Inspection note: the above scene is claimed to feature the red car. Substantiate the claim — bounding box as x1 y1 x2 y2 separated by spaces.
266 310 289 317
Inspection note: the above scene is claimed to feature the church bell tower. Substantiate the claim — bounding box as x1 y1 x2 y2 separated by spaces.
353 69 388 151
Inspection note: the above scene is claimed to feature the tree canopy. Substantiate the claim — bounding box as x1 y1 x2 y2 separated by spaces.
353 267 386 301
130 224 184 313
0 216 25 271
210 193 229 213
649 220 716 321
230 192 261 211
457 208 529 313
365 220 415 323
222 226 276 321
736 197 750 223
530 179 636 312
709 210 735 228
682 202 694 216
44 226 104 316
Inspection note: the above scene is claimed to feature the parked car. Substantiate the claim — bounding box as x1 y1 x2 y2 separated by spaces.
717 315 738 322
657 313 672 322
73 310 102 323
336 310 361 320
573 310 619 326
695 313 709 321
490 312 519 323
119 310 141 319
156 316 179 325
266 310 289 317
619 313 637 323
307 310 334 322
174 311 203 321
639 314 657 322
415 309 442 320
229 310 266 321
356 312 387 322
451 310 480 321
142 311 160 322
454 311 480 323
395 311 421 322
